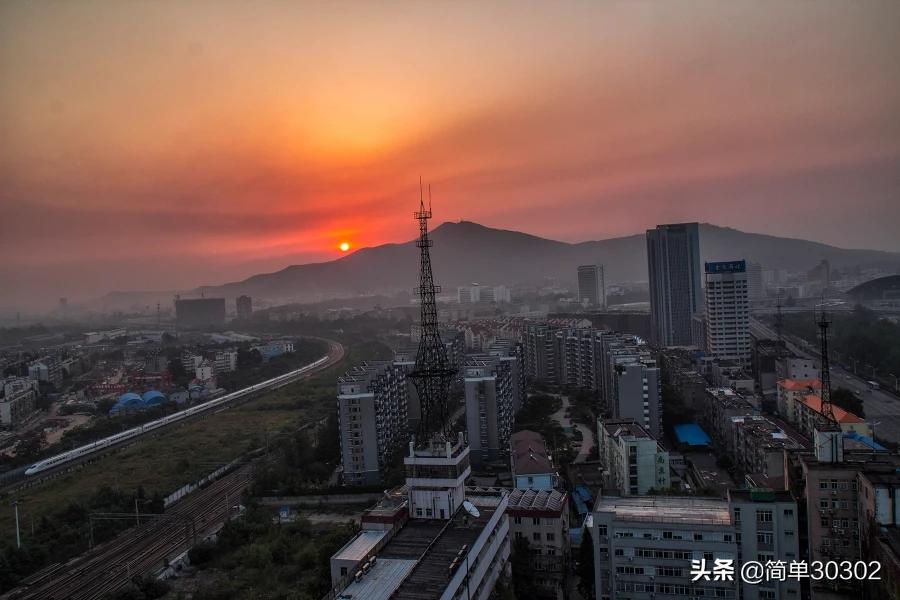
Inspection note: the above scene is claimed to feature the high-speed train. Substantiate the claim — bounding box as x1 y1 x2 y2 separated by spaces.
24 355 330 476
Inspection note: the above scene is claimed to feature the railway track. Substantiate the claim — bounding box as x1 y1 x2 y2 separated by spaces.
4 465 254 600
1 338 344 493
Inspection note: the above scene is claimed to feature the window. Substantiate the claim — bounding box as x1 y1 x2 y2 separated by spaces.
757 510 773 523
704 552 714 561
724 534 733 542
615 548 624 556
533 533 541 542
546 533 555 541
784 509 794 516
513 516 522 525
533 517 540 526
694 533 703 541
757 532 773 545
663 531 673 539
597 525 608 536
785 530 794 536
515 531 523 539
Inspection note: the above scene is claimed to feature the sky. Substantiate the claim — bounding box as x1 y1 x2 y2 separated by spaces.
2 1 900 308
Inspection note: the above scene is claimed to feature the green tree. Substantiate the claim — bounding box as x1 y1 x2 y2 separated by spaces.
831 387 865 418
510 536 535 598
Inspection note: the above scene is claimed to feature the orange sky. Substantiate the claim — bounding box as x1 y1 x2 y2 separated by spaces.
1 1 899 307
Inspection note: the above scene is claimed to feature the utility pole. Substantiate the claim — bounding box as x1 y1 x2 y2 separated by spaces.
13 500 21 549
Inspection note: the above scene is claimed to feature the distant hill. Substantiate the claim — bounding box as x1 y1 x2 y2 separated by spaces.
186 221 900 303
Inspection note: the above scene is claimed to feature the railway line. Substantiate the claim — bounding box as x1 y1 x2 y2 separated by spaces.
3 465 254 600
1 338 344 492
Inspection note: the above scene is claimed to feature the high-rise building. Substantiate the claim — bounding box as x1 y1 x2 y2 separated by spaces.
464 348 523 465
609 358 662 439
235 295 253 319
578 264 605 308
337 360 413 486
704 260 751 364
746 261 763 300
646 223 702 347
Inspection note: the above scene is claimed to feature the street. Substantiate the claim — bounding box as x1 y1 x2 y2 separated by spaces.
751 318 900 445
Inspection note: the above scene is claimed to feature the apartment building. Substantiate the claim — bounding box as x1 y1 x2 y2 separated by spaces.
592 496 738 600
794 394 871 439
608 355 662 439
646 222 703 347
776 379 822 424
0 377 39 427
508 488 570 599
338 360 412 486
597 418 670 495
728 489 801 600
213 349 238 373
727 415 805 482
510 430 559 490
578 264 606 309
464 348 523 465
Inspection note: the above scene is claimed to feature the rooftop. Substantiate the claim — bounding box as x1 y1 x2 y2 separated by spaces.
603 419 651 439
333 530 389 563
799 394 865 424
510 430 554 475
594 496 732 526
728 488 796 504
507 488 567 513
779 378 823 392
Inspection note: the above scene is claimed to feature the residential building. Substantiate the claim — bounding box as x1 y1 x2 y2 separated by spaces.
608 355 662 439
524 323 559 386
337 360 412 486
728 415 805 483
508 488 570 599
578 264 606 309
174 297 226 327
794 394 871 439
181 351 203 373
0 377 39 427
597 418 670 495
777 357 820 381
213 350 238 373
700 387 757 447
254 339 295 361
776 379 823 424
510 430 559 490
464 349 523 465
646 222 702 347
458 284 482 304
591 496 738 600
747 261 764 300
27 356 62 385
235 295 253 319
704 260 751 365
728 489 801 600
195 360 214 382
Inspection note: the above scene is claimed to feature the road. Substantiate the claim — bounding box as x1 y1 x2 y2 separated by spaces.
751 318 900 445
549 394 595 463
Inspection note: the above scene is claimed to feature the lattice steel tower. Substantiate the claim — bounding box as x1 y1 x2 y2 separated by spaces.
409 183 455 445
816 306 839 428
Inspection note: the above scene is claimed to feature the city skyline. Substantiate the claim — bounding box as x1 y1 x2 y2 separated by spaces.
2 1 900 305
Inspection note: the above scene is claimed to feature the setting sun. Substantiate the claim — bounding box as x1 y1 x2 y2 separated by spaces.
339 242 351 252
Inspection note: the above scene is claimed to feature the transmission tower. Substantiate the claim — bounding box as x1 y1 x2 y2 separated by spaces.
816 305 839 428
408 181 455 445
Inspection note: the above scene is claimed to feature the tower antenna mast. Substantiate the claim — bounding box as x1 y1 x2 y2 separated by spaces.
816 303 838 427
409 180 455 445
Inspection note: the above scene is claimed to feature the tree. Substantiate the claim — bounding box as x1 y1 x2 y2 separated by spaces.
831 387 865 418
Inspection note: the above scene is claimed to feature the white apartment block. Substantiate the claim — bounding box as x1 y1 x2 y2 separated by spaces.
338 360 412 486
704 260 751 365
214 349 239 373
0 377 39 427
598 419 670 495
592 496 738 600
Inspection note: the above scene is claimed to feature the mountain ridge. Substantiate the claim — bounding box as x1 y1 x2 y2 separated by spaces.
186 221 900 303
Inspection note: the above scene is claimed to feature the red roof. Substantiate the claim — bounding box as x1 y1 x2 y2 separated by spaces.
779 379 823 392
799 394 864 424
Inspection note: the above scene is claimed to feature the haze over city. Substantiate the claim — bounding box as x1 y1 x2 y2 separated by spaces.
2 1 900 308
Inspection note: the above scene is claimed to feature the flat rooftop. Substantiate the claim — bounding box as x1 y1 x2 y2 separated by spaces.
594 496 731 526
333 530 388 563
391 496 502 600
337 558 417 600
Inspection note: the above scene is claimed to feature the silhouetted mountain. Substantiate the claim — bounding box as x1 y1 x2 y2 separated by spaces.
191 221 900 303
